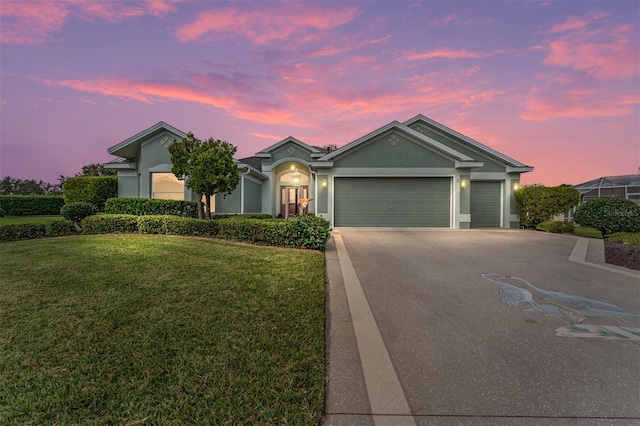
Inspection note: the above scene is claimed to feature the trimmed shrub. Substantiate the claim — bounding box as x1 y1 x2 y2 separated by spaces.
105 198 198 218
213 213 274 220
0 207 5 217
45 219 77 237
574 197 640 238
290 215 332 250
549 221 575 234
0 195 65 215
63 176 118 211
515 185 580 228
82 214 139 235
165 216 220 236
137 215 221 236
78 213 332 250
137 215 169 234
61 202 98 226
0 223 46 242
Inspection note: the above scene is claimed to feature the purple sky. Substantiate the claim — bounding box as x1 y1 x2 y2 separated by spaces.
1 0 638 186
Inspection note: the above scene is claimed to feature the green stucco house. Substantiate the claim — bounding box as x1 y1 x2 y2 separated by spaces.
105 114 533 228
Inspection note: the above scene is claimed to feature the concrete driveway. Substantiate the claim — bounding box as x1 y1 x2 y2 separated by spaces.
324 229 640 425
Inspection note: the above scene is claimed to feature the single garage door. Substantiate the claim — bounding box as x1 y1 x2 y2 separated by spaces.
334 177 450 227
470 181 502 227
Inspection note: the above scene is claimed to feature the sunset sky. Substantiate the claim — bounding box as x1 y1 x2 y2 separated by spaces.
1 0 638 186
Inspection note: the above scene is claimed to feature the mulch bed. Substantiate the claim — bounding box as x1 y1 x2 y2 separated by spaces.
604 241 640 271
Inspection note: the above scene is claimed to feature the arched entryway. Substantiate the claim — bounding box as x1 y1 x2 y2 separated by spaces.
277 165 310 218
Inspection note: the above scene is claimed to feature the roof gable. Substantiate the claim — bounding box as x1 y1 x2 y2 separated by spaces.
403 115 532 172
318 121 480 168
256 136 323 159
108 121 187 160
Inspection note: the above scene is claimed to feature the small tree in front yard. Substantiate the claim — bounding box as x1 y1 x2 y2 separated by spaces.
169 133 240 220
573 197 640 239
514 184 580 228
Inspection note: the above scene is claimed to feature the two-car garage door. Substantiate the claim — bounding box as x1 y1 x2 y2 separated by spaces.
334 177 451 227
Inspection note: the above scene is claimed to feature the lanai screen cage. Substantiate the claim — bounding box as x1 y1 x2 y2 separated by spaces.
573 174 640 205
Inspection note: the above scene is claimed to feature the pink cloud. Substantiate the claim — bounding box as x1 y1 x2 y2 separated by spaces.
543 12 608 34
146 0 179 17
55 76 296 126
310 35 391 58
0 0 174 45
541 14 639 80
0 1 69 44
431 13 460 26
175 4 359 44
520 87 639 121
73 0 145 22
402 48 505 61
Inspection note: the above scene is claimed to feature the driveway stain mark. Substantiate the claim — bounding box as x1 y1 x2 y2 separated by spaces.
480 273 640 341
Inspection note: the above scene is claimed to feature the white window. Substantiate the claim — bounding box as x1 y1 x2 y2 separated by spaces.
152 173 184 200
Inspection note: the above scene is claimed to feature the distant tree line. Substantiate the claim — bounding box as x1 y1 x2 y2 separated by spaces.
1 163 116 196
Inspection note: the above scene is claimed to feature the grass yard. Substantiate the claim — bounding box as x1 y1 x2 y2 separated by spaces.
0 215 62 225
536 221 639 243
0 234 325 425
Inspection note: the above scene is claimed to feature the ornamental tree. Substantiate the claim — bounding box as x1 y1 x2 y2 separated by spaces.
573 197 640 239
169 133 240 220
514 184 580 227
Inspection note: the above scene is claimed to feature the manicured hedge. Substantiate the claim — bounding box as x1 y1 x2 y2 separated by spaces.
63 176 118 211
81 214 332 250
105 198 199 218
81 214 139 235
0 219 76 243
0 195 65 216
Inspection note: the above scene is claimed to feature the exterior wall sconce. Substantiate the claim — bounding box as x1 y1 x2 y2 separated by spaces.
322 179 328 188
459 178 467 188
513 182 520 191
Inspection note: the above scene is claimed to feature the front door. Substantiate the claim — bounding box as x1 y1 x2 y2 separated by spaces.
280 186 309 217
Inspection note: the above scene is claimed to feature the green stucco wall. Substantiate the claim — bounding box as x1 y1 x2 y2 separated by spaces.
318 175 328 214
459 174 470 214
332 131 454 168
117 170 139 198
138 132 177 197
244 179 262 213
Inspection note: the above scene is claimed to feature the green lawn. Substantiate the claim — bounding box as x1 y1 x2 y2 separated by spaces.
0 215 62 225
536 220 639 243
0 234 325 425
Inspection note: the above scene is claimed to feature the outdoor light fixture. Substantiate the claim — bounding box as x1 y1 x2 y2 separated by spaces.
292 169 300 187
513 182 520 191
322 179 328 188
459 178 467 188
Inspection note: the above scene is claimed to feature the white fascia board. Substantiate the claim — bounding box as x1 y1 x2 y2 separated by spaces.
404 114 531 169
310 161 334 168
310 152 325 159
455 161 484 169
256 153 271 159
506 166 534 173
103 162 136 169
